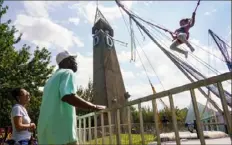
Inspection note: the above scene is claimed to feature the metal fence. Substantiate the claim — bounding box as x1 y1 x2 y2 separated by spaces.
76 72 232 145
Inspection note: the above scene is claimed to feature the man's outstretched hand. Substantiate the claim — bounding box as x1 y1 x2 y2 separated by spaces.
95 105 106 111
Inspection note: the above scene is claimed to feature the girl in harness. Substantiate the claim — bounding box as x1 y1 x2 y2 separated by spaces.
169 12 196 58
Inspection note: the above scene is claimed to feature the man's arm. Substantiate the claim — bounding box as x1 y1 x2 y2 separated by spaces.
62 94 105 111
59 70 105 111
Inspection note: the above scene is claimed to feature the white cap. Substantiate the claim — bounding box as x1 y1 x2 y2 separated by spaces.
56 51 77 65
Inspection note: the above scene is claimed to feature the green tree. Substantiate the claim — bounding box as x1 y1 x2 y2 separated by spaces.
76 79 94 116
130 106 154 123
0 0 54 127
77 79 94 102
177 107 188 123
158 107 187 123
130 105 188 124
158 107 172 123
142 106 154 123
131 106 139 123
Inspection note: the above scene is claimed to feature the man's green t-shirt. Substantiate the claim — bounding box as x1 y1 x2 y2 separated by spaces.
37 69 78 144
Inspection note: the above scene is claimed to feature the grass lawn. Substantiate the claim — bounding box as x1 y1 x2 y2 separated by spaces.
87 134 156 145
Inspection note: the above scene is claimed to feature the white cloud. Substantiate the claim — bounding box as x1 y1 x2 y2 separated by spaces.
204 12 210 16
143 1 154 6
118 50 131 62
23 1 49 18
68 1 134 25
226 25 231 43
23 1 66 18
75 53 93 87
212 9 217 12
73 37 84 47
68 17 80 26
14 1 84 51
127 83 153 99
204 8 217 16
121 69 136 80
14 14 84 50
187 38 229 74
111 24 118 30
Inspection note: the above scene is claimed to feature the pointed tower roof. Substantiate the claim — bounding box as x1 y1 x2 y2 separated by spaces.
94 8 110 25
92 7 114 36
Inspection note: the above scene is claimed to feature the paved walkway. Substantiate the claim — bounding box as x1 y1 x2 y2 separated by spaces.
149 137 231 145
159 131 228 140
148 131 231 145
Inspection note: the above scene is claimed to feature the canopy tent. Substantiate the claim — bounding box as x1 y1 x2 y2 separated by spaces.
185 102 218 124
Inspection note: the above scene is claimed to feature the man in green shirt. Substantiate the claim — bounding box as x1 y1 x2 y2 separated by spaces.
37 51 105 145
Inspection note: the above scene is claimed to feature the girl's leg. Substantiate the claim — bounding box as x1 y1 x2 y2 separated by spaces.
185 41 195 52
178 33 195 52
170 39 188 58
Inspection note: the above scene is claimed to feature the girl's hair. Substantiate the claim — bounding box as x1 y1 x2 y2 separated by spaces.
180 18 190 24
185 18 191 22
11 88 23 102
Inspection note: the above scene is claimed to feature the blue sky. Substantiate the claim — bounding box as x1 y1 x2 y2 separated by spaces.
2 1 231 109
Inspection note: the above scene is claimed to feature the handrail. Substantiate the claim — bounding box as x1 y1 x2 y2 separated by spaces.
77 72 231 119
